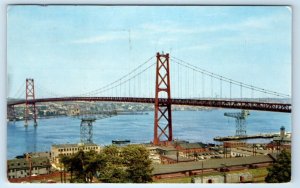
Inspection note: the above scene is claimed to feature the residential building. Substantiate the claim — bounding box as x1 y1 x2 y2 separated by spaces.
7 157 51 179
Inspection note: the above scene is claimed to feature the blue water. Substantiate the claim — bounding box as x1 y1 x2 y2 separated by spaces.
7 109 291 159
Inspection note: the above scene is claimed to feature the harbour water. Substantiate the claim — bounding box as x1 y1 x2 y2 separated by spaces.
7 109 291 159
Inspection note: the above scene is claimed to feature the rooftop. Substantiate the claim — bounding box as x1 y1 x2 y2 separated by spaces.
52 143 99 148
161 155 195 162
177 142 206 149
8 157 50 169
152 154 276 175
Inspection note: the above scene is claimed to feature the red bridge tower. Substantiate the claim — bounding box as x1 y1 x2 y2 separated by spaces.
25 78 37 126
153 52 173 145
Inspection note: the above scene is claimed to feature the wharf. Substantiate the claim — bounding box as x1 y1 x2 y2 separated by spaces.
213 133 277 141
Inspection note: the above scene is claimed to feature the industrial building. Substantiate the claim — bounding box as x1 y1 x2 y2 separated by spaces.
152 154 277 180
51 143 101 163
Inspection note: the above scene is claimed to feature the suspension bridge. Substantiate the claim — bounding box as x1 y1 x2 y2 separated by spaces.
7 52 291 145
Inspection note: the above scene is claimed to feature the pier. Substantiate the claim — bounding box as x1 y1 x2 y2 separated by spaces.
213 133 278 141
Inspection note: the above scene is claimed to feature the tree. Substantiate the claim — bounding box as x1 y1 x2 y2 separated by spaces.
60 145 153 183
98 164 128 183
60 150 106 183
265 150 291 183
122 145 153 183
98 145 127 183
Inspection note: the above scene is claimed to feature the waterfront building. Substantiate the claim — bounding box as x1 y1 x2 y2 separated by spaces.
223 141 246 148
152 154 277 180
7 157 51 179
175 142 208 156
51 143 101 163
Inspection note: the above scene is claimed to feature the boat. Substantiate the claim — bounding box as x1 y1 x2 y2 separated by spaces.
112 139 131 145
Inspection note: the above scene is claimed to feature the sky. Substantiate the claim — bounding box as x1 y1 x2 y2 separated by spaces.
7 5 292 99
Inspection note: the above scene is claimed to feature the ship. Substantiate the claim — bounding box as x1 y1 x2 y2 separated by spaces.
112 139 131 145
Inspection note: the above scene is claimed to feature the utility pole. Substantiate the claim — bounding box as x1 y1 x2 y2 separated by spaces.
201 161 204 183
221 163 227 183
25 153 32 183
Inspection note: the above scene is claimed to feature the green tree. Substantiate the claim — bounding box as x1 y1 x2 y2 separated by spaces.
60 145 153 183
84 150 106 183
102 145 123 165
265 150 291 183
60 150 106 183
99 164 128 183
122 145 153 183
98 145 127 183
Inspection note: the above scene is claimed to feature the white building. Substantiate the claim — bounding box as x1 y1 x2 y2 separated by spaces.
51 143 101 163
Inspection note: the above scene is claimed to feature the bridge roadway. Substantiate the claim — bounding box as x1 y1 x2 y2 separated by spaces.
7 97 291 113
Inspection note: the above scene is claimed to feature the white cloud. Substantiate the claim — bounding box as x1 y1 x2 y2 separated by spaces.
140 11 288 36
71 32 128 44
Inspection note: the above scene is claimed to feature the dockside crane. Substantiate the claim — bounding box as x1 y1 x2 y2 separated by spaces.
224 110 250 137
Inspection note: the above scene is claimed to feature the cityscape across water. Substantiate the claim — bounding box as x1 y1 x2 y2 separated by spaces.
7 109 291 159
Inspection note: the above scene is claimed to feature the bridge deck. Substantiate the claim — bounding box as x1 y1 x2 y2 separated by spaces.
7 97 291 113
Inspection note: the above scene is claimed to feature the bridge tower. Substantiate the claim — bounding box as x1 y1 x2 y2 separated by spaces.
25 78 37 126
153 52 173 145
80 117 96 144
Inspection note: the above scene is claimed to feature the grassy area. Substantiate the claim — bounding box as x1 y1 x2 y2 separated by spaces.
153 167 268 183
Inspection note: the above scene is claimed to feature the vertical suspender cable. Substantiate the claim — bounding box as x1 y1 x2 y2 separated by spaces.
202 72 205 99
211 76 213 99
220 78 222 99
240 84 243 99
230 82 232 100
193 70 195 99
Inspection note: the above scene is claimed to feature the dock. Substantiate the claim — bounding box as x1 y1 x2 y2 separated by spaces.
213 133 278 141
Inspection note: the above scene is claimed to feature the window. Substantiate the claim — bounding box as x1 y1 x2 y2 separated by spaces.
17 163 20 166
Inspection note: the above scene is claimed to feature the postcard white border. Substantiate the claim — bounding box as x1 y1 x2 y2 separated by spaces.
1 1 299 188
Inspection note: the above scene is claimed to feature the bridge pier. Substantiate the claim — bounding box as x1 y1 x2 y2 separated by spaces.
7 105 16 122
